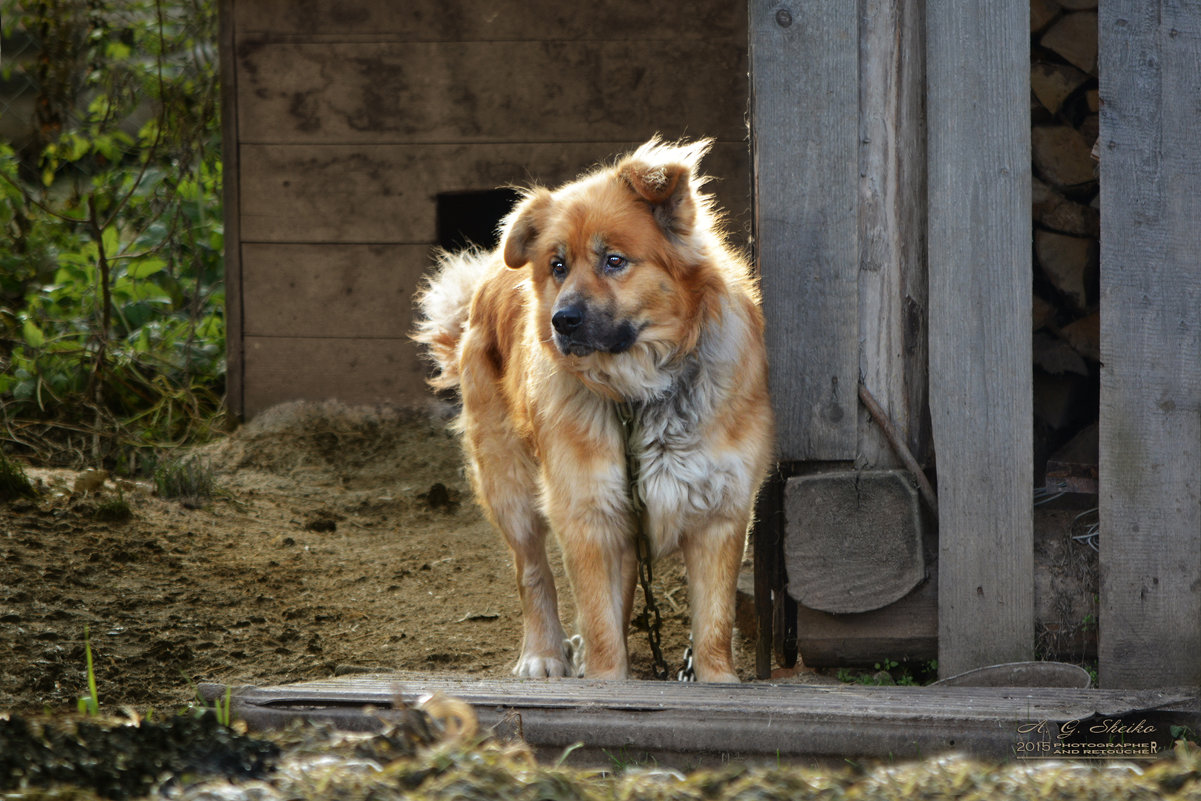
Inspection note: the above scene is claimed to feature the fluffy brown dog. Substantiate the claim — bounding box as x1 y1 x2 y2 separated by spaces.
414 139 773 681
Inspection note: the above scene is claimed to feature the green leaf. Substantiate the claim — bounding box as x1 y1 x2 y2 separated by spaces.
105 40 132 61
22 319 45 348
102 226 120 258
126 257 167 279
63 133 90 163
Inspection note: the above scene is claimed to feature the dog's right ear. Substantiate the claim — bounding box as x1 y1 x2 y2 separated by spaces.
502 188 552 269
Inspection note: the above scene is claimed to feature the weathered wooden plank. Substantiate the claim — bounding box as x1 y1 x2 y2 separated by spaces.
235 1 744 42
235 40 746 145
219 0 245 418
1098 1 1201 689
927 0 1034 677
243 336 428 417
239 142 750 244
242 244 430 339
795 574 938 666
200 675 1200 763
750 0 859 462
857 0 929 469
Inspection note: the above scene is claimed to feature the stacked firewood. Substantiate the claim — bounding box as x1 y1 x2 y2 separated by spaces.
1030 0 1099 487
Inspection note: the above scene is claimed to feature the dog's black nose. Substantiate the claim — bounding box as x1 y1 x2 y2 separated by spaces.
552 305 584 334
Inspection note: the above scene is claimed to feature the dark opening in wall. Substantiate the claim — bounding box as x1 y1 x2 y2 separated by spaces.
436 189 523 251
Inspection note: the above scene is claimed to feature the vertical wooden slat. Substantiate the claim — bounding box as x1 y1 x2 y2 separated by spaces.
1098 1 1201 689
927 0 1033 678
750 0 859 462
857 0 929 469
218 0 244 419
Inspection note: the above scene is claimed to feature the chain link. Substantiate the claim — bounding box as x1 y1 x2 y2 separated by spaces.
616 402 674 680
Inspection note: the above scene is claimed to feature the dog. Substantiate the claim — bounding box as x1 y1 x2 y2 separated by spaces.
413 138 773 682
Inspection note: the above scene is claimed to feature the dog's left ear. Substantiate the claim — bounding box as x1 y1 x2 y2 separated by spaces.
502 188 552 269
618 139 709 237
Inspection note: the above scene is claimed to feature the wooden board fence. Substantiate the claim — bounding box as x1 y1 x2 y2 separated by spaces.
1098 0 1201 689
750 0 859 462
926 0 1034 677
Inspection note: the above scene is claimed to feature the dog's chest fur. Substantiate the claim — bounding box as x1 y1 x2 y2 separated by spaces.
624 347 751 553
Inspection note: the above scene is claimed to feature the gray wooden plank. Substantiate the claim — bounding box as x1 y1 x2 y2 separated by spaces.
238 142 750 244
219 0 244 418
1098 1 1201 689
926 0 1034 677
234 0 744 42
201 675 1200 762
750 0 860 462
857 0 930 468
235 41 746 145
243 336 428 417
795 574 938 667
242 244 431 339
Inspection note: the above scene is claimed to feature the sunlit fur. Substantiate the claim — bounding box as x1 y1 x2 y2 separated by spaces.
414 138 774 682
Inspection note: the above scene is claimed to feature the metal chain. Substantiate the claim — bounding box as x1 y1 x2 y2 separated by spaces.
616 401 671 681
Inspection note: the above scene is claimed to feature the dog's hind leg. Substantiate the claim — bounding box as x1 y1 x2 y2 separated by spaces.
464 434 572 678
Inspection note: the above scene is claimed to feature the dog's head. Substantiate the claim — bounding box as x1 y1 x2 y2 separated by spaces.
499 138 724 397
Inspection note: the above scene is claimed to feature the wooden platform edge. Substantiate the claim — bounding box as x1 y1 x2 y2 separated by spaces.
198 675 1201 764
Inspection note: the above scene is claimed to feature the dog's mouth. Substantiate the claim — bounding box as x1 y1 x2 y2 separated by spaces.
555 325 638 357
551 303 640 357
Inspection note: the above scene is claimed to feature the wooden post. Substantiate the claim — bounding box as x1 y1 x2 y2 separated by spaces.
1098 1 1201 689
927 0 1033 677
218 0 244 419
750 0 859 463
752 471 783 679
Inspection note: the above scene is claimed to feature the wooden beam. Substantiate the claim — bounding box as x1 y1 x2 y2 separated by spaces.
1098 1 1201 689
238 142 750 245
241 244 429 339
927 0 1033 677
234 1 744 42
242 336 428 417
752 471 784 679
750 0 860 462
233 41 747 146
218 0 244 419
200 675 1200 763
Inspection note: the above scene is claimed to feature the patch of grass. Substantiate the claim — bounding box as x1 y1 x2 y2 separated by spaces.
0 450 35 502
836 658 938 687
153 455 218 506
78 626 100 717
94 489 133 522
602 745 656 773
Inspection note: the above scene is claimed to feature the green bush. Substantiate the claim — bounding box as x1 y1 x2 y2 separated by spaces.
0 449 35 502
0 0 225 471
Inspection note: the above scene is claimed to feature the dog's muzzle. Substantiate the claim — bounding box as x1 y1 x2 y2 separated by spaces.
552 302 637 356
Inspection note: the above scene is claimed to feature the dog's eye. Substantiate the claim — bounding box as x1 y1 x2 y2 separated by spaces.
603 254 628 274
550 258 567 280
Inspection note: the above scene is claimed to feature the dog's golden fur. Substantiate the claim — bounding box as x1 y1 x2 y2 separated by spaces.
414 139 773 681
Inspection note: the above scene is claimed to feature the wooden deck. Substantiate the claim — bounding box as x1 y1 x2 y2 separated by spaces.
200 675 1199 765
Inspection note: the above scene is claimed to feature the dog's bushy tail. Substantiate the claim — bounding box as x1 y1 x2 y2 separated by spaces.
412 249 492 391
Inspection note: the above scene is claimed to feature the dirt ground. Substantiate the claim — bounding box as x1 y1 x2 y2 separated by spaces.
0 401 766 714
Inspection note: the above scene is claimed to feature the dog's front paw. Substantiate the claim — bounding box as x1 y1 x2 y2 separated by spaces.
513 652 572 678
